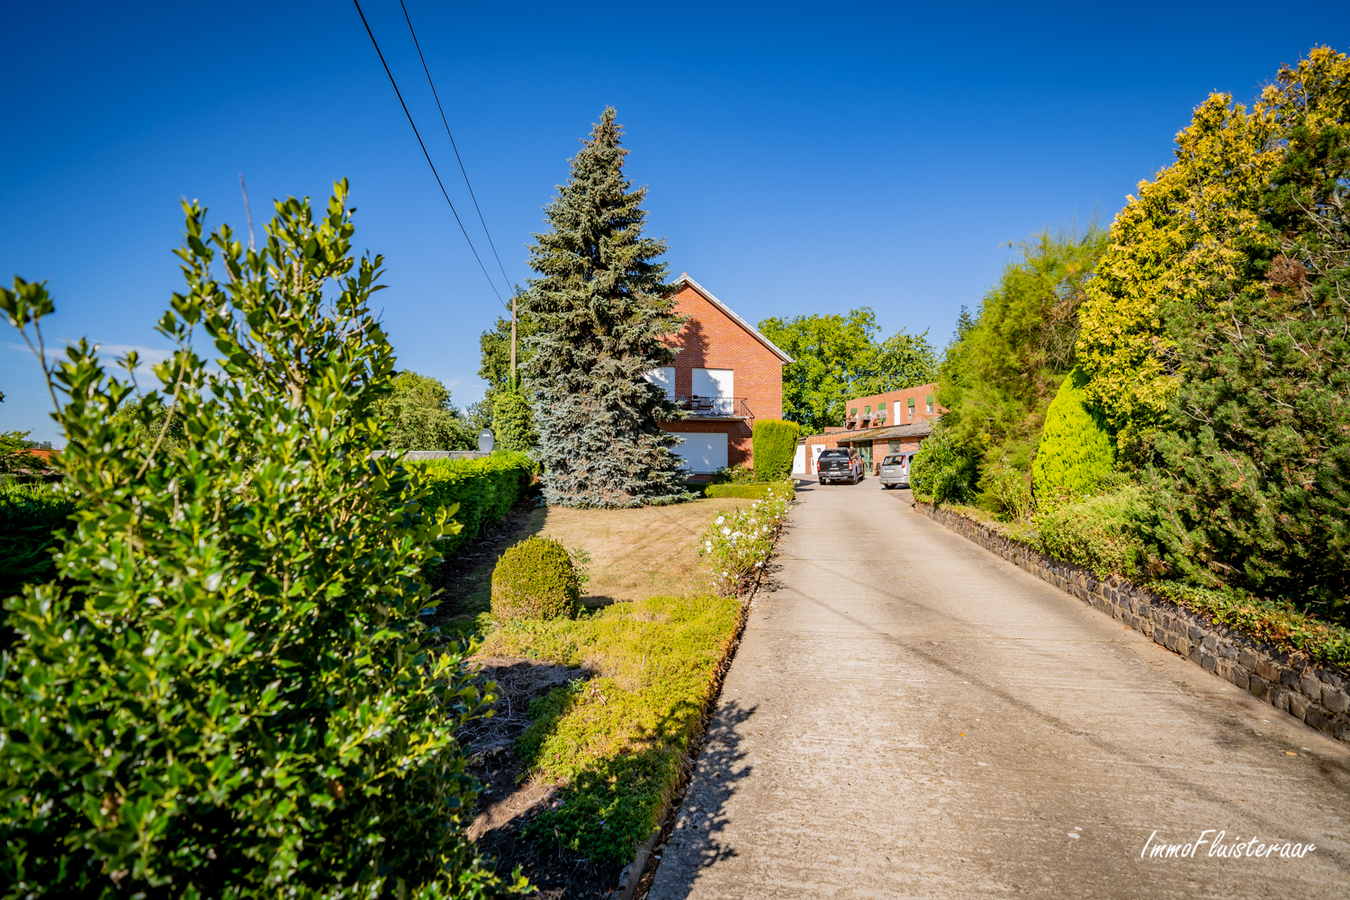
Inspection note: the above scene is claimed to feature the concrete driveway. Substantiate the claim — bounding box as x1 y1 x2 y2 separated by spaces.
647 477 1350 899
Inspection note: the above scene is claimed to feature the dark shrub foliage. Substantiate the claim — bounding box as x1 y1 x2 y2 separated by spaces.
1032 368 1116 500
0 187 523 898
0 483 74 600
752 419 799 480
491 390 536 453
1035 487 1149 579
491 536 581 622
1144 49 1350 624
910 428 978 504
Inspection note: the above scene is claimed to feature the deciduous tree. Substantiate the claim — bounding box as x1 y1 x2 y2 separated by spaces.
757 309 936 434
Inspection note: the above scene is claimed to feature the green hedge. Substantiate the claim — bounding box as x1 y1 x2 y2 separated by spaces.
752 419 799 480
417 452 535 555
703 482 794 500
0 482 75 597
1033 486 1148 579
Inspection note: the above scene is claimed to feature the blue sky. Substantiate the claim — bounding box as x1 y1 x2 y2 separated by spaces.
2 1 1346 444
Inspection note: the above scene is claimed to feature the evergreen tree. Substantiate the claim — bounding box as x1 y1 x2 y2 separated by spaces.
523 108 686 508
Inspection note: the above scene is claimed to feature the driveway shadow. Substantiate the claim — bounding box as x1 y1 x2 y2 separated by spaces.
646 700 757 900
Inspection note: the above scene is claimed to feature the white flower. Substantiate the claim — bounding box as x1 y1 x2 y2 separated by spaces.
722 527 731 536
715 516 725 525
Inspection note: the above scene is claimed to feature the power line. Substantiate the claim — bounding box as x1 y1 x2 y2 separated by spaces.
351 0 502 303
399 0 514 300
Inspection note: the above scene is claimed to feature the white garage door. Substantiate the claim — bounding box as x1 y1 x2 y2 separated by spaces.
670 433 728 474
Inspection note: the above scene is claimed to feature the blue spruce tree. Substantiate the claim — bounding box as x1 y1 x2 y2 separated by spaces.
523 108 688 507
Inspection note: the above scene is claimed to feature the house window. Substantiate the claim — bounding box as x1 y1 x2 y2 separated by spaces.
926 394 934 415
692 368 735 415
907 397 915 421
849 407 858 428
877 402 887 422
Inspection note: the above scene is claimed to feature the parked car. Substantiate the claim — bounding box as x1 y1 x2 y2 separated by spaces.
817 448 865 484
880 452 915 489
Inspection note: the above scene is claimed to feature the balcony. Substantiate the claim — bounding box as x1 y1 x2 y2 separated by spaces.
673 395 751 419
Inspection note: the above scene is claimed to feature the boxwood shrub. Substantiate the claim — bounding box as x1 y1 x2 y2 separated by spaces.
491 536 581 622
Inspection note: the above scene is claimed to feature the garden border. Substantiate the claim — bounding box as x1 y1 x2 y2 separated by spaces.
913 501 1350 747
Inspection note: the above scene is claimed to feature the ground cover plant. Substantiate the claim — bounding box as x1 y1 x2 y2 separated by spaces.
0 185 524 898
478 593 743 867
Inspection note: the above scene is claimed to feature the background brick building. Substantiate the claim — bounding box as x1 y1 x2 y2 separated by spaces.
796 382 942 475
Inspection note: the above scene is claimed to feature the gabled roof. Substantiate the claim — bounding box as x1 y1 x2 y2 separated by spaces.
671 274 794 364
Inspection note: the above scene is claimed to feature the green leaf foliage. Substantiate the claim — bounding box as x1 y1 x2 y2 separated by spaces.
0 188 524 898
1076 93 1281 461
1143 49 1350 621
522 108 687 508
490 536 581 622
491 390 536 453
375 370 474 451
938 228 1108 477
1033 486 1149 579
417 453 535 556
756 308 937 433
1032 368 1116 500
909 428 977 505
751 419 799 480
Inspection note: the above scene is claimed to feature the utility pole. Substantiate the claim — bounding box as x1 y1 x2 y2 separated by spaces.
510 291 517 390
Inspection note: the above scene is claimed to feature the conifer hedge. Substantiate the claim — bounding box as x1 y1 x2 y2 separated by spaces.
1032 368 1116 500
752 419 799 480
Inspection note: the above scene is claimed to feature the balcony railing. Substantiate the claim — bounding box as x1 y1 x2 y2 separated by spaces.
673 395 751 418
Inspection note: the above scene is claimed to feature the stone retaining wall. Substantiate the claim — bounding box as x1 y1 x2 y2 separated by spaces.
914 502 1350 746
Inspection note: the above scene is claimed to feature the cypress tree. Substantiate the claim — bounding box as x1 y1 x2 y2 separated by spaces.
523 108 687 508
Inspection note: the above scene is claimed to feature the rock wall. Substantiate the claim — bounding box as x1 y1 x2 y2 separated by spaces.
914 502 1350 746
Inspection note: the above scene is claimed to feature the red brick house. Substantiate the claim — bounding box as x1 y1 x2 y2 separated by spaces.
650 275 792 474
797 382 942 475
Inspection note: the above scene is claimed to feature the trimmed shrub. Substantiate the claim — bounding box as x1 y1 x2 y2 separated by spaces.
1034 486 1149 578
491 536 582 621
752 419 799 480
1033 368 1116 500
910 429 977 504
418 452 534 555
492 390 536 453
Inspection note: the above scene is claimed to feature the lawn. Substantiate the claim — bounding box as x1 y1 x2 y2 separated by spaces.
434 491 786 893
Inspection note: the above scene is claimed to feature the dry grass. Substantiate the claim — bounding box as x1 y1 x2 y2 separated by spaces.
537 496 753 604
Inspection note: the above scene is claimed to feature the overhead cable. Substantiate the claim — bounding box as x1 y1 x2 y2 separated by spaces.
399 0 514 300
351 0 502 302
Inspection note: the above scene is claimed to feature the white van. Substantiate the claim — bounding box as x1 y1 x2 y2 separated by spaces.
879 452 914 489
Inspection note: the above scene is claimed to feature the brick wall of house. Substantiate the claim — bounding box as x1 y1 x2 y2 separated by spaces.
656 279 787 472
664 284 784 423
